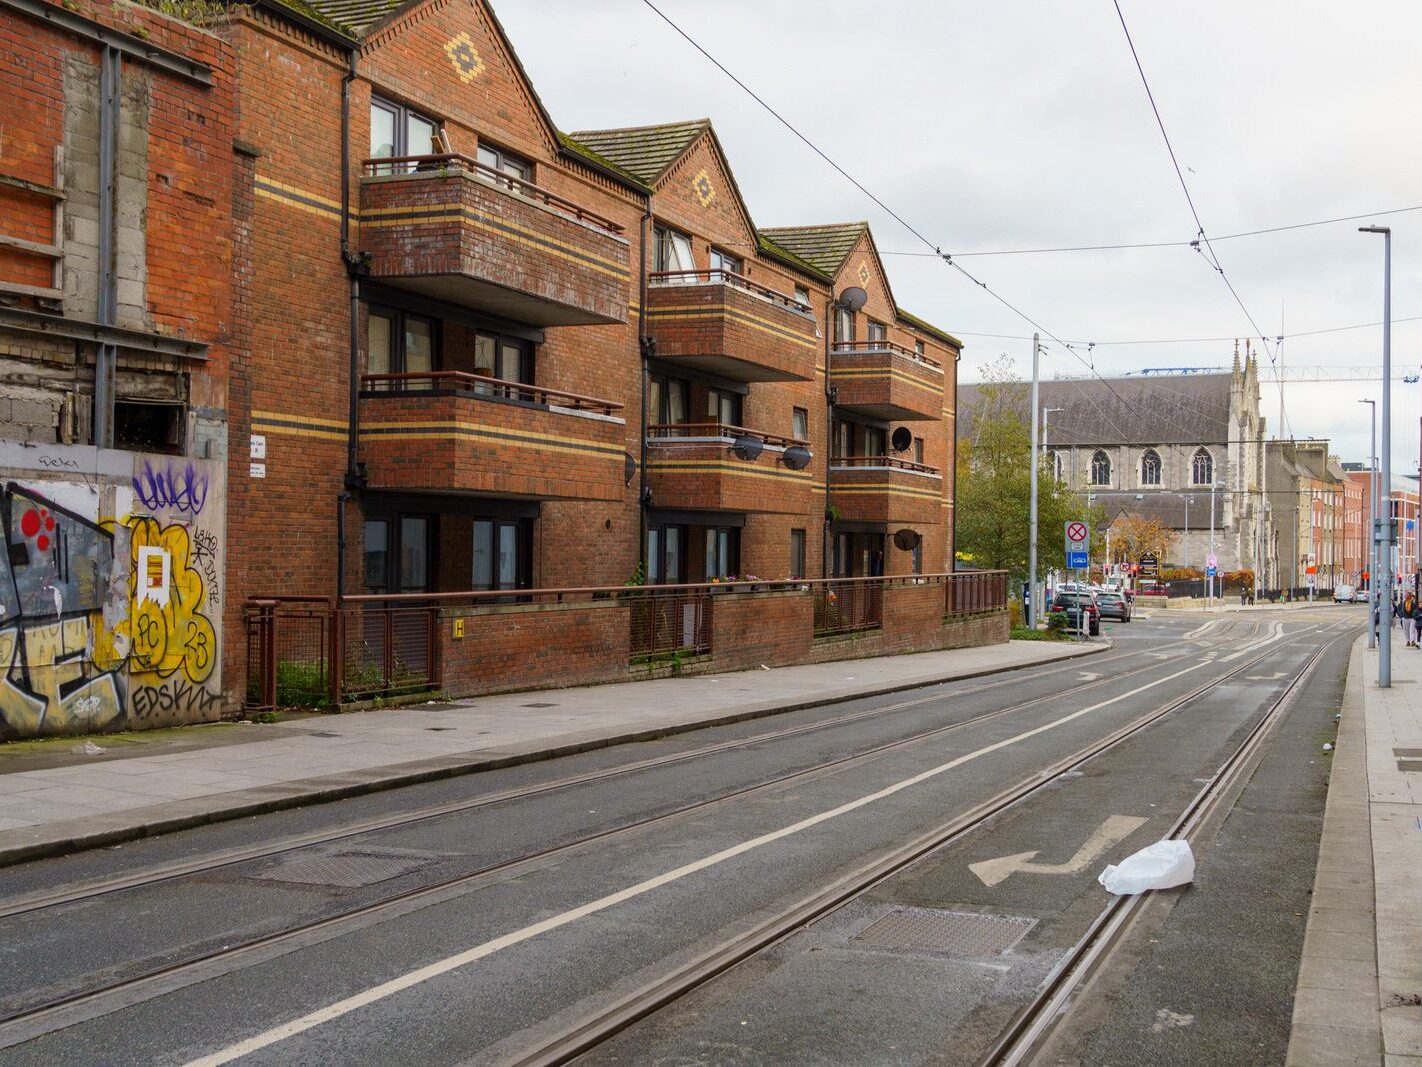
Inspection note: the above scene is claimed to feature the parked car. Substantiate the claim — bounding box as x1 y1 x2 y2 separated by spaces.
1333 584 1355 604
1051 590 1101 636
1354 588 1371 603
1097 590 1132 622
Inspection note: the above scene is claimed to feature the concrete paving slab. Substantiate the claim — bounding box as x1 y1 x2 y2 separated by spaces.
0 637 1105 866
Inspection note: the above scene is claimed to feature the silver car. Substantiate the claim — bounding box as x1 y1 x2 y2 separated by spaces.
1096 591 1131 622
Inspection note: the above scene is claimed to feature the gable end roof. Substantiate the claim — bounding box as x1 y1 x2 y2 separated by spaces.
758 222 868 277
569 120 710 186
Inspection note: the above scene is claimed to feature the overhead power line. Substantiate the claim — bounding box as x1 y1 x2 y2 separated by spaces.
880 203 1422 259
951 313 1422 347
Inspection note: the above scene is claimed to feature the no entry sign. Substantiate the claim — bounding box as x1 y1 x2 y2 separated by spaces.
1065 520 1089 569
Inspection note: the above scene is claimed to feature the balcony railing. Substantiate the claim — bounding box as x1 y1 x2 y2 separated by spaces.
648 422 810 451
649 269 812 315
830 455 941 475
361 154 624 235
361 371 623 416
832 339 943 370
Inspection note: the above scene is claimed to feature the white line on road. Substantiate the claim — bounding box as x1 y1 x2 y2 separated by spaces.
969 814 1149 887
186 660 1213 1067
1221 622 1287 662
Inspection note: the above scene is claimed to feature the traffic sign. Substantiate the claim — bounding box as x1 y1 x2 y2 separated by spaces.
1066 521 1088 545
1206 565 1217 577
1139 552 1158 577
1067 550 1089 569
1206 553 1217 569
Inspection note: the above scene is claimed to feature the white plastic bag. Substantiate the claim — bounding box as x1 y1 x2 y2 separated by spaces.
1098 839 1195 895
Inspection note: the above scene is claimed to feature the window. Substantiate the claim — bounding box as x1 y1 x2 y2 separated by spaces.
863 425 886 457
649 373 689 424
1192 448 1214 486
653 225 695 276
709 248 742 281
1090 449 1112 486
472 519 530 591
912 436 925 465
834 306 856 344
475 143 532 184
914 340 925 358
647 524 685 584
1140 448 1162 486
363 513 432 594
833 420 852 458
911 540 923 575
790 529 806 580
469 329 533 396
367 306 436 387
867 320 887 343
704 527 738 579
1049 450 1064 481
706 387 741 427
370 96 439 163
792 407 809 441
114 401 183 454
793 285 811 310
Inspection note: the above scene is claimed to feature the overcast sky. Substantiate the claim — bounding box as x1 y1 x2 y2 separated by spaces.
500 1 1422 474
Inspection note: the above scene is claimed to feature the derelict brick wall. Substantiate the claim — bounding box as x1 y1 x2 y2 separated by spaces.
439 600 630 696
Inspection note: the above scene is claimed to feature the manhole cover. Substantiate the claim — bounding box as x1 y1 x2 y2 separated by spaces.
523 702 558 708
251 852 433 888
852 908 1035 956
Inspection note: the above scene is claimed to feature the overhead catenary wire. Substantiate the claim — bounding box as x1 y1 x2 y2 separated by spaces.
953 314 1422 347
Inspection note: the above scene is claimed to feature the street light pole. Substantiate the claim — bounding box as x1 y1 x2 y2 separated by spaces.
1361 225 1392 687
1360 398 1378 649
1028 333 1040 628
1209 480 1219 609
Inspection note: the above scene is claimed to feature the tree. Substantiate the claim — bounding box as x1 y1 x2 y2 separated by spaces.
1106 514 1176 566
955 357 1102 581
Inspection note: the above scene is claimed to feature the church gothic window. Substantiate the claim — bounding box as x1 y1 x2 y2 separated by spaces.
1140 449 1162 486
1191 448 1214 486
1090 449 1112 486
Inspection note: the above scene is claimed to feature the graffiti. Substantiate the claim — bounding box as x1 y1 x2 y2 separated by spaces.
126 517 216 685
131 677 222 720
0 618 123 735
37 455 80 471
132 460 209 515
192 528 220 609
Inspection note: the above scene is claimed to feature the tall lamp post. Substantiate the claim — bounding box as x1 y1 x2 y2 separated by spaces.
1360 398 1378 649
1028 334 1040 627
1361 225 1392 687
1209 479 1222 608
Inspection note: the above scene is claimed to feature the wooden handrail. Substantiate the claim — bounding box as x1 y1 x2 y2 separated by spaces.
361 154 625 235
648 269 813 314
361 371 623 415
830 455 941 475
647 421 810 450
832 339 943 370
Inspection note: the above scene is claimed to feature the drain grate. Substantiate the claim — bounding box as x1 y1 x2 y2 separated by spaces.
251 852 433 888
522 702 558 708
852 908 1035 956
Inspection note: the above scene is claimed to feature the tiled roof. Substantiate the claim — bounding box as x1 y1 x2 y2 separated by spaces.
958 373 1234 447
568 120 710 186
308 0 408 33
896 306 962 351
557 133 653 194
759 223 867 276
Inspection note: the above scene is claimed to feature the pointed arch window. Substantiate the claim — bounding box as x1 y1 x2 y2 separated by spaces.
1048 450 1063 481
1191 448 1214 486
1140 448 1162 486
1090 449 1112 486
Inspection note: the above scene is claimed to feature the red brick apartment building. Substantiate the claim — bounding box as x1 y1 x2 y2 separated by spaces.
2 0 1004 729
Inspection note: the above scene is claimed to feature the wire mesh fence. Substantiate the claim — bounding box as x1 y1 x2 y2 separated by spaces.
243 599 335 711
337 606 439 700
628 588 712 660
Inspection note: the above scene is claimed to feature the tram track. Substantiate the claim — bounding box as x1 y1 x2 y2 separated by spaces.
492 627 1338 1066
0 630 1260 1047
0 624 1240 921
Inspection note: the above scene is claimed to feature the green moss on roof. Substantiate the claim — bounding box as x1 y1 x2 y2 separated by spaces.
297 0 405 34
557 132 653 194
569 120 709 186
757 234 831 283
896 306 962 351
257 0 359 36
759 223 867 276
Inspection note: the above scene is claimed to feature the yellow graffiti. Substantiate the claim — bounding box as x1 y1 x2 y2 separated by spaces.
126 518 216 685
0 619 123 736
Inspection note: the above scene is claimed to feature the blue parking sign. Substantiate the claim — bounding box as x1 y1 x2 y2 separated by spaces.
1068 550 1089 569
1206 565 1217 577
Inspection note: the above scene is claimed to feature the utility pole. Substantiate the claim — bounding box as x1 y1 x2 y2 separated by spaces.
1361 399 1378 649
1209 481 1217 609
1028 333 1040 627
1361 225 1392 687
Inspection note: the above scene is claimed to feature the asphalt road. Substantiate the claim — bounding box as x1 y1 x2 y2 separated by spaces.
0 605 1361 1065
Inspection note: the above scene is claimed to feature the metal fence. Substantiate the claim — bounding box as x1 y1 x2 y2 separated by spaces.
628 588 713 660
814 579 884 636
944 570 1007 616
337 605 440 700
244 598 336 711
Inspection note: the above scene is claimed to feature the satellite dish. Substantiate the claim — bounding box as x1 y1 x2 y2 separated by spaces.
893 528 921 551
890 426 913 453
836 286 868 312
730 434 764 461
781 444 812 471
623 452 637 486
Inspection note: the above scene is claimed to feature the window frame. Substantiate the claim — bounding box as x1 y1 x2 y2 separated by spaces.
866 320 888 343
367 304 440 387
1140 448 1162 486
706 387 742 427
834 306 856 344
704 526 739 580
370 95 440 162
1191 447 1214 486
709 247 743 281
792 407 809 441
475 142 533 183
789 528 806 580
653 224 696 275
649 372 691 424
1090 449 1112 487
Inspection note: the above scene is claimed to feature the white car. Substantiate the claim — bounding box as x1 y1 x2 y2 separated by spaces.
1333 584 1355 604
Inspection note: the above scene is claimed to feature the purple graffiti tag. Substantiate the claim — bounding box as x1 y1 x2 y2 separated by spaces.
132 461 209 516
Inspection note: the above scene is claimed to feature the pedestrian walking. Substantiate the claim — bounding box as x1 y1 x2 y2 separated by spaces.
1411 596 1422 649
1401 592 1418 647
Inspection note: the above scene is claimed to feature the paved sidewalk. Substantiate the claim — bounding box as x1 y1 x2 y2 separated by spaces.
1289 635 1422 1065
0 638 1105 867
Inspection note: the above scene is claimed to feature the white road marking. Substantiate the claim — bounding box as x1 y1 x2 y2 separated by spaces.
1075 671 1102 681
969 814 1149 887
185 660 1214 1066
1183 619 1222 641
1221 622 1287 662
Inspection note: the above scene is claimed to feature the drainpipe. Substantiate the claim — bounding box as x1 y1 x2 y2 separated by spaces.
94 45 121 449
637 201 653 571
337 49 361 603
822 287 835 578
949 349 960 572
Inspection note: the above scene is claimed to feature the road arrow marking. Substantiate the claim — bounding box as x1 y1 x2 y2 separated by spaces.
1075 671 1101 681
969 814 1149 887
1244 672 1288 681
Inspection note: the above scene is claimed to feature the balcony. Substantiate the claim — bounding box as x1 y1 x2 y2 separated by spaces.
358 372 628 502
359 156 630 327
645 270 819 383
829 456 944 527
645 422 815 515
829 340 944 421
